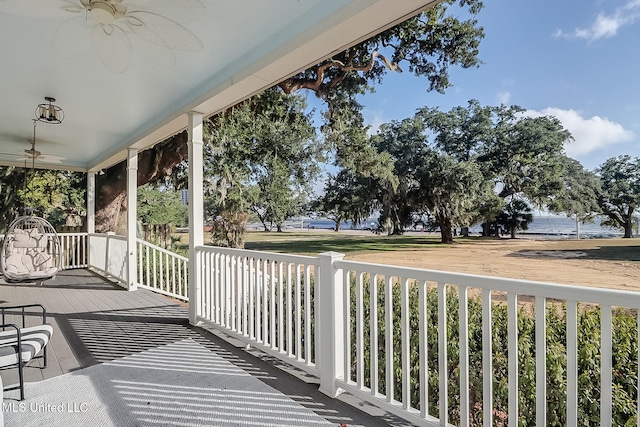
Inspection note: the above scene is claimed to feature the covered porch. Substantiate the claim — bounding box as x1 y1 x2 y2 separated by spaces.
1 1 638 426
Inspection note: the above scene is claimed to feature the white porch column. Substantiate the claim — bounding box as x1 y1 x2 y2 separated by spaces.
126 148 138 291
87 171 95 234
87 171 95 268
317 251 346 397
188 111 204 325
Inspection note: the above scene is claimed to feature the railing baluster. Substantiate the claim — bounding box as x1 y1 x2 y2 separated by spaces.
344 269 351 382
482 288 493 427
401 277 409 411
536 296 547 427
601 304 613 426
438 281 448 424
171 256 176 296
137 241 142 285
232 256 238 331
304 264 312 365
237 256 243 334
249 257 255 340
217 253 223 324
356 272 364 389
278 261 284 352
567 300 578 427
419 280 428 419
459 285 469 427
270 260 276 348
145 245 150 287
162 252 168 291
205 252 209 317
152 248 157 289
286 262 293 356
370 273 378 397
161 251 165 292
254 258 260 342
385 275 394 403
295 262 302 359
262 258 268 344
508 292 518 426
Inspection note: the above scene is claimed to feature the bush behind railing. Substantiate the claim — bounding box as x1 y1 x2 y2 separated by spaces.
347 277 638 426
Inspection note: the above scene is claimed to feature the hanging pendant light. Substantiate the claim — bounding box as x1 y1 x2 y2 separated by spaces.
35 97 64 124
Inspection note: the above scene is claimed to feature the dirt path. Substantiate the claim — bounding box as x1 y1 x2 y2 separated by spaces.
347 238 640 291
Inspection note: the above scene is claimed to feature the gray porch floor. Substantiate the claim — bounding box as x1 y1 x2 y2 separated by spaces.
0 269 409 426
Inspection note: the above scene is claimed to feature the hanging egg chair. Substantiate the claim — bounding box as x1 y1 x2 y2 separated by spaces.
0 216 61 285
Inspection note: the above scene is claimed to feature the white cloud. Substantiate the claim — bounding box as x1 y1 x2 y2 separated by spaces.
553 0 640 41
496 91 511 105
365 111 387 136
526 108 635 156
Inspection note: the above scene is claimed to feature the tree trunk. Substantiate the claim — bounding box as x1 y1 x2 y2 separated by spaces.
95 131 189 233
437 214 453 244
624 217 633 238
510 226 516 239
481 222 491 237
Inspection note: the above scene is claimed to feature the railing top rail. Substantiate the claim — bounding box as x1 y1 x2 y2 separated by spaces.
336 259 640 307
57 232 89 237
88 233 127 241
196 245 318 265
137 238 189 262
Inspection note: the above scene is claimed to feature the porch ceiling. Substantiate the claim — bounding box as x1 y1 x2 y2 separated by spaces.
0 0 438 172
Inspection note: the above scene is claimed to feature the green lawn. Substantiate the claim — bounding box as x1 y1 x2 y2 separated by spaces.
243 231 448 255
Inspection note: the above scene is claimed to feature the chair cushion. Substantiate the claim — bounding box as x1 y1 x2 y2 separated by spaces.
0 324 53 367
11 229 47 249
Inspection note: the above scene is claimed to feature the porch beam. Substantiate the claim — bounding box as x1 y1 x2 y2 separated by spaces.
188 111 204 325
126 148 138 291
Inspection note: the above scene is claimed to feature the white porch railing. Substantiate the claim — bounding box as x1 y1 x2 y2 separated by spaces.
137 239 188 301
58 232 88 269
195 246 319 376
1 232 88 270
88 233 128 285
193 246 640 427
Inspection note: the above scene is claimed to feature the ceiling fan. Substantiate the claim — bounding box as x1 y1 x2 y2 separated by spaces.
0 121 66 165
0 0 206 72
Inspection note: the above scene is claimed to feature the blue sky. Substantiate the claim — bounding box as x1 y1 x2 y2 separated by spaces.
355 0 640 171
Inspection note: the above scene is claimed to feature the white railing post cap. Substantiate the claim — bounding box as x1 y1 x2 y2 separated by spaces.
318 251 345 261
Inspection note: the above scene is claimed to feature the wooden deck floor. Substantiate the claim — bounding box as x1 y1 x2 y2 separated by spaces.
0 269 409 427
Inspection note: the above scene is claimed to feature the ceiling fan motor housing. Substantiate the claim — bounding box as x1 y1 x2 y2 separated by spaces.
87 0 126 25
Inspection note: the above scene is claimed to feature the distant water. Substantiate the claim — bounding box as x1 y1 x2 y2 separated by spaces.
295 216 625 239
518 216 622 238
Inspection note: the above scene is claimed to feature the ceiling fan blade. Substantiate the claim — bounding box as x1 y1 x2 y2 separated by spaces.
130 32 176 67
16 155 65 164
91 23 132 73
127 11 203 52
35 155 66 164
55 16 91 58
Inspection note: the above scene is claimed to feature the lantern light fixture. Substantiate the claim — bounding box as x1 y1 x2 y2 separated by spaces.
36 97 64 124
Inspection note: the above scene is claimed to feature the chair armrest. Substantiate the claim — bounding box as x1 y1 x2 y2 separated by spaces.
0 323 22 346
0 304 47 328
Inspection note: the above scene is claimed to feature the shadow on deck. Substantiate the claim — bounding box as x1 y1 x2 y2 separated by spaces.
0 269 409 427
